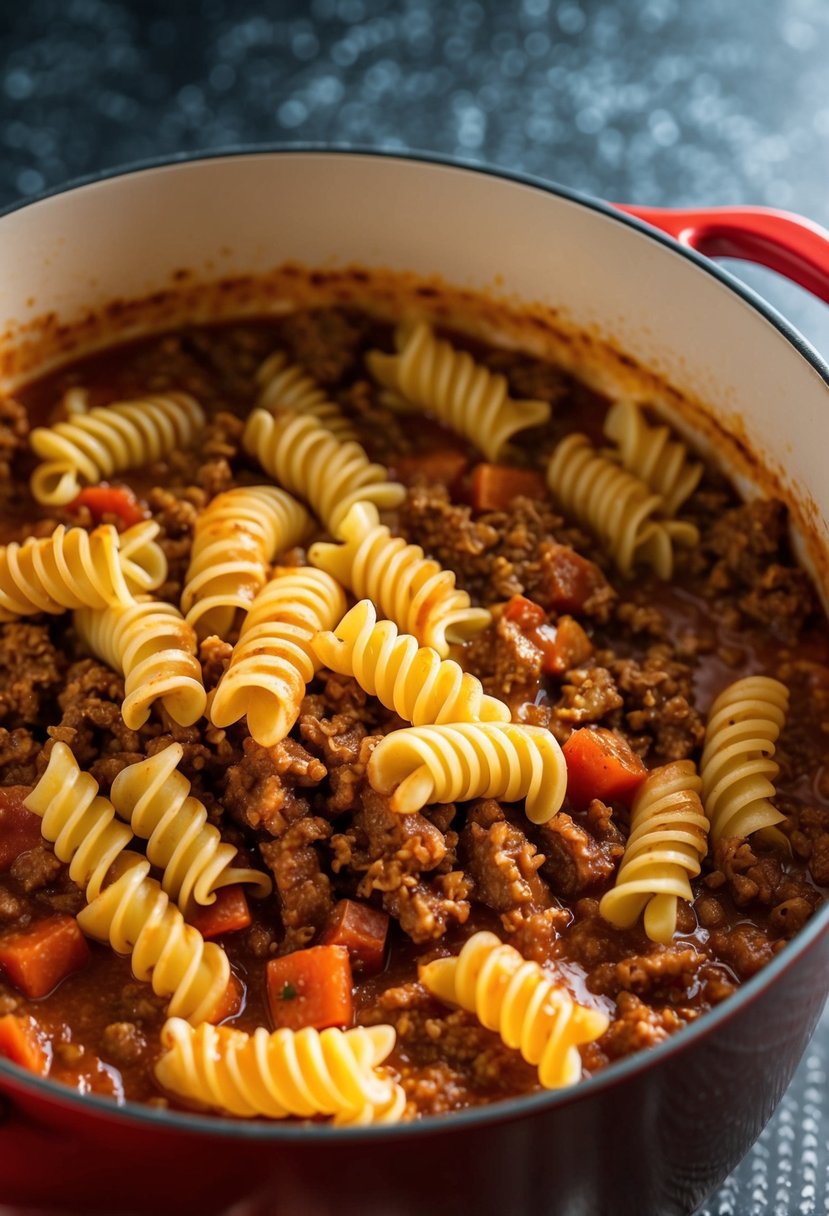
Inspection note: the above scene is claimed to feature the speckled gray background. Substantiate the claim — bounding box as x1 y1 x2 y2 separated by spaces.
1 1 828 1213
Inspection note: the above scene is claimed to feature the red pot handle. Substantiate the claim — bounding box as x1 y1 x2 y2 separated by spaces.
615 204 829 306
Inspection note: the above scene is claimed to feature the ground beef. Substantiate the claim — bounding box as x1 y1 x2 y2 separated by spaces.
705 498 817 640
607 648 705 759
595 992 696 1063
382 872 472 943
0 887 28 924
100 1022 147 1067
278 307 376 386
260 817 334 952
147 487 202 602
0 622 66 727
704 837 821 930
9 845 63 892
551 665 624 727
461 799 552 916
44 660 140 772
538 803 623 898
464 617 543 697
0 727 42 784
707 923 779 980
331 786 450 900
588 946 706 1001
223 737 326 836
0 396 28 503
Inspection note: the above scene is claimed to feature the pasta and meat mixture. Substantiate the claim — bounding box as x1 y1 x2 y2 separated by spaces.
0 307 826 1121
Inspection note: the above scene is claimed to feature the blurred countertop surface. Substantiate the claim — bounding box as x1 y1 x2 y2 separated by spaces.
1 2 828 1213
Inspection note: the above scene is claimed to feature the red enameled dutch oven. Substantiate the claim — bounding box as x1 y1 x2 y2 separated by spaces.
0 150 828 1216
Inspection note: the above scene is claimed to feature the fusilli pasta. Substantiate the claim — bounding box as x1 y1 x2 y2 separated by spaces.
700 675 789 844
308 501 490 658
181 485 312 638
546 433 698 578
419 931 608 1088
29 392 205 505
368 720 567 824
154 1018 403 1121
312 599 510 725
24 741 133 901
210 567 347 746
77 854 230 1024
599 760 709 944
110 743 272 907
257 350 357 441
0 520 167 620
242 409 405 534
74 599 206 728
366 321 551 461
603 399 703 517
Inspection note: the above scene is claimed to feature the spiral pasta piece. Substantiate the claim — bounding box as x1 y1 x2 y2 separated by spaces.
309 501 490 658
77 854 230 1024
29 392 205 505
313 599 509 726
546 433 698 578
366 321 551 461
256 350 358 441
155 1018 402 1121
23 742 133 902
243 409 405 534
181 485 312 639
368 721 567 825
603 399 703 517
210 567 347 746
74 599 206 728
0 521 167 621
700 676 789 844
110 743 272 908
599 761 709 944
420 932 608 1088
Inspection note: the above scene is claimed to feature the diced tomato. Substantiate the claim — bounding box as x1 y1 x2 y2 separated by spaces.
0 1014 50 1075
503 594 546 631
394 449 469 490
470 463 547 511
535 617 594 676
69 485 147 528
542 544 609 615
267 945 354 1032
562 728 647 810
187 886 252 940
319 900 389 976
0 915 90 999
207 972 244 1024
0 787 41 872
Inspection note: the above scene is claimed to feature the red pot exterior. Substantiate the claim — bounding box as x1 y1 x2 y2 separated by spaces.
0 923 826 1216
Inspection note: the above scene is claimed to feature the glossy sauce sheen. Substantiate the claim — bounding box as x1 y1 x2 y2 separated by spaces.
0 311 826 1117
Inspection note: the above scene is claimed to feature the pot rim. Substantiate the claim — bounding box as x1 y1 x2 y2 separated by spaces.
0 144 827 1141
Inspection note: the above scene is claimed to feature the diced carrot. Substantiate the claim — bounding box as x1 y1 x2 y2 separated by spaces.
394 449 469 490
69 485 147 528
563 728 647 810
542 544 609 615
319 900 389 976
0 787 41 872
0 915 90 999
207 972 244 1024
0 1014 50 1075
267 945 354 1032
535 616 594 677
470 463 547 511
187 886 252 940
503 594 546 631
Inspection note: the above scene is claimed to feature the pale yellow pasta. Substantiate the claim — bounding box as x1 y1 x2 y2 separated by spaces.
546 433 698 578
210 567 347 746
257 350 358 441
599 760 709 944
700 675 789 844
308 501 490 658
74 599 206 728
78 854 230 1024
313 599 509 726
420 932 608 1089
24 741 133 901
109 743 272 908
366 321 551 461
181 485 312 638
603 399 703 517
242 409 405 534
368 721 567 825
29 392 205 505
0 520 167 621
155 1018 402 1121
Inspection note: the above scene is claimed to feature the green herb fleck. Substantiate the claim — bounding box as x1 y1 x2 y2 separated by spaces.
280 983 297 1001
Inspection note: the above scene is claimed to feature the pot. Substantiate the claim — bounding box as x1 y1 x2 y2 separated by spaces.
0 150 827 1216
